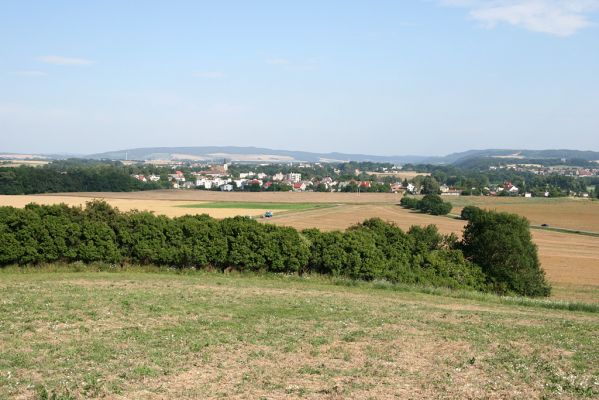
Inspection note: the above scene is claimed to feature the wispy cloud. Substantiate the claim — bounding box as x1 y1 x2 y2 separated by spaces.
37 55 94 66
440 0 599 36
14 70 47 76
192 71 226 79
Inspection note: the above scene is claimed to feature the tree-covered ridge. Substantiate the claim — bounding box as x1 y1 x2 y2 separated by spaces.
0 201 550 297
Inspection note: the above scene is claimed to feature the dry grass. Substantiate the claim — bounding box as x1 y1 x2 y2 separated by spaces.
39 190 403 203
0 272 596 399
0 195 273 218
450 197 599 232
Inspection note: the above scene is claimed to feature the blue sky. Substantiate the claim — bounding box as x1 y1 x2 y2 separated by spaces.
1 0 598 156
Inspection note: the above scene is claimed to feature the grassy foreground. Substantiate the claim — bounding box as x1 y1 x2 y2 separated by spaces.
0 271 597 399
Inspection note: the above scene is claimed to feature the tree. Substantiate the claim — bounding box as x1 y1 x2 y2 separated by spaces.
461 209 551 297
417 194 452 215
460 205 481 221
422 176 440 195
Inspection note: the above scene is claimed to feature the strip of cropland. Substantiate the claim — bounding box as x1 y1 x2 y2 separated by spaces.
178 202 331 211
0 270 597 399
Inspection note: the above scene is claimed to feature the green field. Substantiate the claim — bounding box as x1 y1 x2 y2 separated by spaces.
179 202 332 210
1 269 597 399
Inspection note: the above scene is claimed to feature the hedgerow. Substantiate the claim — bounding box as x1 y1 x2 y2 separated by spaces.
0 201 550 296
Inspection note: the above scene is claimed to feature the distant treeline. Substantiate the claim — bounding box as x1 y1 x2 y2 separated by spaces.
0 201 550 297
0 162 165 194
403 163 591 195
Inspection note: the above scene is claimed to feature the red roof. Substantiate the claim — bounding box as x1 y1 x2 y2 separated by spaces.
293 183 303 189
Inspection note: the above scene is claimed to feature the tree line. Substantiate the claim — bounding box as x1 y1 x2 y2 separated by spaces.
400 194 453 215
0 164 165 194
0 201 550 297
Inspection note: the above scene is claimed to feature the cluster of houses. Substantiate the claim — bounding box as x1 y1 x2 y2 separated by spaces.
132 174 160 183
490 164 599 177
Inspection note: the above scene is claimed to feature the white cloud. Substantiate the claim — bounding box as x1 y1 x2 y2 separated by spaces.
441 0 599 36
14 70 47 76
37 55 94 66
192 71 226 78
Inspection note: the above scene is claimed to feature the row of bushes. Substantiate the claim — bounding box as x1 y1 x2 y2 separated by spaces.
400 194 453 215
0 201 551 296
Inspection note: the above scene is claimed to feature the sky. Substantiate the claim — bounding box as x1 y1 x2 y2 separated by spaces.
1 0 598 156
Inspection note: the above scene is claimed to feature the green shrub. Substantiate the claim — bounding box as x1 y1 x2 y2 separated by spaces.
460 205 482 221
417 194 452 215
399 196 420 209
461 209 551 297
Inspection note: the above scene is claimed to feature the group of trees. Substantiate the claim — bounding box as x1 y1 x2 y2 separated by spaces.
404 163 591 197
400 194 453 216
0 163 166 195
0 201 550 297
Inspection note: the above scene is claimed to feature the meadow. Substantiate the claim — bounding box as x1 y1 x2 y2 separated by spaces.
0 270 597 399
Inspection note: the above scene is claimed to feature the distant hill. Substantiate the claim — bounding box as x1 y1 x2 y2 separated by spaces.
86 146 599 165
86 146 433 164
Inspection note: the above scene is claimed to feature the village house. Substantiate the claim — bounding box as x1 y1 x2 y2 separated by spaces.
132 174 147 182
148 174 160 182
286 173 301 183
272 172 285 181
390 183 404 193
293 182 307 191
168 171 186 182
440 188 461 196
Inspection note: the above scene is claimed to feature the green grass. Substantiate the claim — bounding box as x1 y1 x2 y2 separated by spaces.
178 201 332 211
1 269 597 399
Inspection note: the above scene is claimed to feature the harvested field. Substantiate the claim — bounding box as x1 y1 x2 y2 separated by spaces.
39 189 403 204
449 196 599 233
0 195 271 218
0 271 597 399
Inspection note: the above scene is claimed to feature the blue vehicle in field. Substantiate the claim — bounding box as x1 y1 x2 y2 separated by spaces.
264 211 273 218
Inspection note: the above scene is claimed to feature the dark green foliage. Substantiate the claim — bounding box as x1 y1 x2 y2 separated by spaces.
0 163 165 195
400 195 452 216
0 202 548 296
421 176 440 195
461 208 551 297
399 196 419 209
460 205 482 221
417 194 452 215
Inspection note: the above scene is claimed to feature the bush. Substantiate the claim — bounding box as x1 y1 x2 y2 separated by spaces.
461 209 551 297
417 195 452 215
399 196 420 209
460 205 482 221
